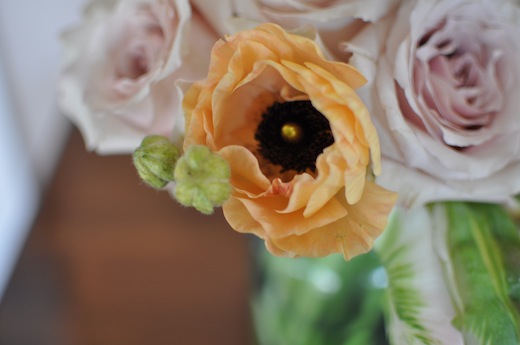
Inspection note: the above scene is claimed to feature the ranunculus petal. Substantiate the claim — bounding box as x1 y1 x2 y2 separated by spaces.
268 181 397 259
222 196 267 239
237 192 348 240
304 146 345 217
219 145 271 195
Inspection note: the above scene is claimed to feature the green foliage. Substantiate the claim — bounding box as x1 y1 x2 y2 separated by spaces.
443 202 520 345
251 246 388 345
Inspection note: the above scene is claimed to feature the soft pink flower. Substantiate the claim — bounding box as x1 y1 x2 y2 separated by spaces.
190 0 398 59
346 0 520 206
58 0 217 153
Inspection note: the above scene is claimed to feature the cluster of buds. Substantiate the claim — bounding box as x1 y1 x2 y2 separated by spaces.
133 136 231 215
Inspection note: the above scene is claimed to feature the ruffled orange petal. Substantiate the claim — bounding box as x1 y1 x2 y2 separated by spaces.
238 195 348 239
274 62 372 204
303 146 345 217
222 197 266 239
218 145 271 195
182 82 205 147
256 24 368 90
277 173 316 213
305 62 381 174
214 65 294 148
347 181 398 232
268 181 397 259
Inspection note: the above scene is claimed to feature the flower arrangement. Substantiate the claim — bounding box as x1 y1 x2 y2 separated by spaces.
58 0 520 344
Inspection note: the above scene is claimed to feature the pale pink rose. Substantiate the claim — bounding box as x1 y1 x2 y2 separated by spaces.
190 0 398 58
346 0 520 206
58 0 217 153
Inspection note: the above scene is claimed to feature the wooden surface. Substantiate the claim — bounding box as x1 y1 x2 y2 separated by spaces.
0 128 252 345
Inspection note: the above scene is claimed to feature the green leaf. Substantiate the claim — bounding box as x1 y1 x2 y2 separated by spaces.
484 204 520 312
439 202 520 345
375 206 463 345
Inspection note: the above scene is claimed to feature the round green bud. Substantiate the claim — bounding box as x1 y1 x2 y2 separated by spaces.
133 135 180 189
173 145 232 215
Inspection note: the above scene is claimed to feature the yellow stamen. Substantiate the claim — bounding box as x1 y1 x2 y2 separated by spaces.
281 122 303 144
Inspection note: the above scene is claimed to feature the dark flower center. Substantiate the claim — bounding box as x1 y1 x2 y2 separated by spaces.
255 100 334 174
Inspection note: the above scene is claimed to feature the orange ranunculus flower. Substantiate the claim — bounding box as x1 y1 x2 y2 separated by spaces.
183 23 397 259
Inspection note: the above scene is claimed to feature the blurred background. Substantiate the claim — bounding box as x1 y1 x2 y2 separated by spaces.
0 1 251 344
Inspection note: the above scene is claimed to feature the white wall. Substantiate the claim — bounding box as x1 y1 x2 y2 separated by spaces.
0 0 86 300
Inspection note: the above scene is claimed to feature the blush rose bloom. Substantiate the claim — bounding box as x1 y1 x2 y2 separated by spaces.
190 0 398 59
183 24 397 259
346 0 520 206
58 0 217 153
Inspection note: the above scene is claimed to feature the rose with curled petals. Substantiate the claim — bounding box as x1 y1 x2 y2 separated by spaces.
58 0 217 153
347 0 520 206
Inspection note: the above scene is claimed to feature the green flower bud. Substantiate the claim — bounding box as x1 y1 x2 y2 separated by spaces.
133 135 180 189
173 145 232 215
